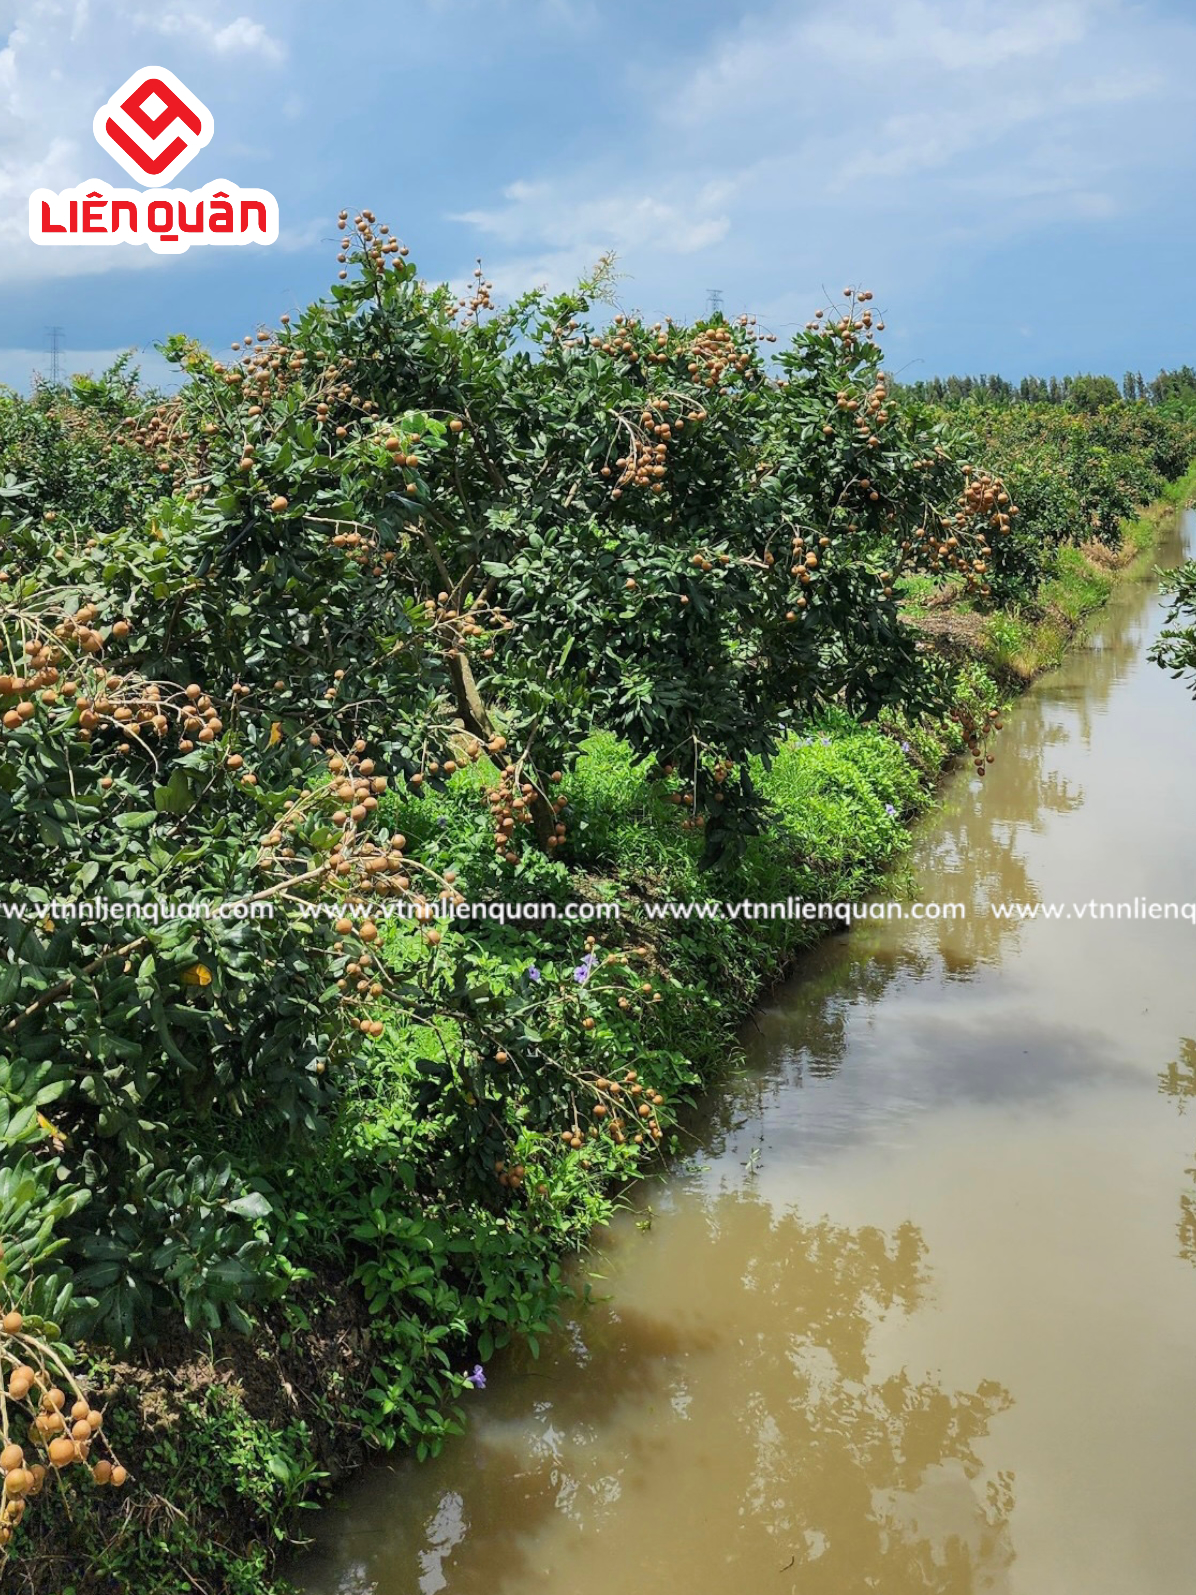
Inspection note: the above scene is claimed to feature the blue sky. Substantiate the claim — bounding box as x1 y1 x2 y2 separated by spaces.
3 0 1196 393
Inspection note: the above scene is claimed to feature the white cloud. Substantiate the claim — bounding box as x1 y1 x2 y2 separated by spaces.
275 213 328 254
134 9 285 62
444 0 1196 330
452 181 731 299
427 0 599 27
670 0 1093 121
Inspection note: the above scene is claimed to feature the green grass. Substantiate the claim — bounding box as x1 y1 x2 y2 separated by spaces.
1046 545 1115 621
972 481 1186 680
893 572 944 614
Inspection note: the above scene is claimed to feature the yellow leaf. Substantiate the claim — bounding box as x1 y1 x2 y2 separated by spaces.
268 721 283 747
181 963 213 987
36 1112 69 1147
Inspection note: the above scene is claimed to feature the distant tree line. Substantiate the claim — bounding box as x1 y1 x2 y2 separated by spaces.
899 367 1196 414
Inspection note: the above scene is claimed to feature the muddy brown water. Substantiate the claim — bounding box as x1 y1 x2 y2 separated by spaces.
291 514 1196 1595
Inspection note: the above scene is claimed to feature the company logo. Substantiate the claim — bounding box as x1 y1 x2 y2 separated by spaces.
92 68 214 185
29 66 277 254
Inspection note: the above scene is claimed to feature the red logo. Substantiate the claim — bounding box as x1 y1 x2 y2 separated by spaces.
31 65 276 253
92 67 213 187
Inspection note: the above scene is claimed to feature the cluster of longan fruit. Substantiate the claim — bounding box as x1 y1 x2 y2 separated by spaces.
0 630 76 733
596 311 769 378
950 703 1003 778
79 678 236 775
208 332 315 407
406 724 514 799
414 591 513 664
0 605 245 781
81 678 173 749
657 756 733 822
1 1310 127 1551
333 940 390 1037
734 312 778 347
564 1068 667 1150
449 261 495 321
688 549 731 576
698 758 735 810
959 466 1018 535
784 529 835 610
328 528 390 575
333 208 410 291
686 321 757 387
901 467 1017 597
658 771 708 827
229 326 301 367
825 370 891 453
261 738 393 884
324 745 389 831
0 616 146 743
120 401 185 480
53 602 118 655
609 397 706 500
594 314 665 366
330 836 407 894
408 740 479 792
479 762 565 866
805 287 885 346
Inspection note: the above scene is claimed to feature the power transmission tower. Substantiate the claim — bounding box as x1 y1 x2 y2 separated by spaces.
46 326 65 385
706 289 723 318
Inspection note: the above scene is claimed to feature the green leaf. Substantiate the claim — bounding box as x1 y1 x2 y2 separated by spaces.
154 769 195 815
114 811 158 831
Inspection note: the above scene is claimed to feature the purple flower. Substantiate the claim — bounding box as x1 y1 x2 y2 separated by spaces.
820 736 832 746
885 803 897 816
466 1364 486 1389
901 741 910 753
527 965 542 984
572 951 599 985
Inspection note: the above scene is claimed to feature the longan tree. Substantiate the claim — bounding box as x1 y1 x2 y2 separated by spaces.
1 214 1008 1352
155 214 1009 860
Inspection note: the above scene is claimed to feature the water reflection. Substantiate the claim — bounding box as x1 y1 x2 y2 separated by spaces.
683 542 1182 1173
1159 1039 1196 1264
298 1190 1014 1595
1158 1038 1196 1109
